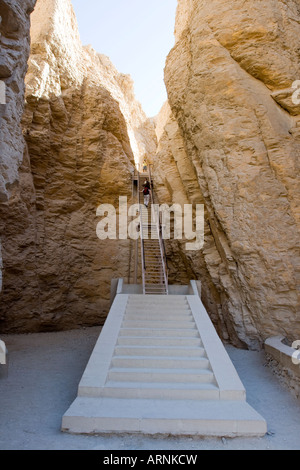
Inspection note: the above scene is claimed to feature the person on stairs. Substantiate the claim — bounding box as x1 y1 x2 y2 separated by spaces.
143 158 148 172
143 179 151 190
141 181 151 208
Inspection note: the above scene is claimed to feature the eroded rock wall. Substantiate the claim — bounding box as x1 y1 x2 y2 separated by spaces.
153 102 244 346
0 0 156 332
0 0 37 292
161 0 300 348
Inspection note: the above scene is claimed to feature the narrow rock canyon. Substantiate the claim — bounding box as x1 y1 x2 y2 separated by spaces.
0 0 299 350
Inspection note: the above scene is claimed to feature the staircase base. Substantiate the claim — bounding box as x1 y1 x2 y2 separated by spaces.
62 397 266 437
61 281 267 438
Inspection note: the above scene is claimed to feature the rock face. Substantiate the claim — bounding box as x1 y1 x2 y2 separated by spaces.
153 102 241 346
0 0 36 203
0 0 156 332
0 0 37 291
158 0 300 348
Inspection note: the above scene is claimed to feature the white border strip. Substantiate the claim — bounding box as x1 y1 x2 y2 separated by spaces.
187 295 246 400
78 294 129 395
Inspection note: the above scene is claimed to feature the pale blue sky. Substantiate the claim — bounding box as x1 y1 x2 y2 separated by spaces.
71 0 177 117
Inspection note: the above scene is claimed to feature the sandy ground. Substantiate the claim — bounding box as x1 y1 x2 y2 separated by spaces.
0 326 300 451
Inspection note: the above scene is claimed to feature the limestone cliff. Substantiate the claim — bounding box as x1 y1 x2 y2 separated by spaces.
0 0 156 332
159 0 300 348
153 102 241 345
0 0 36 291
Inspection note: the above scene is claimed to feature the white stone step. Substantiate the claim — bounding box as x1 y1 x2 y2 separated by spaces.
114 345 205 357
127 304 187 309
101 382 220 400
62 397 267 437
127 296 187 303
117 336 202 347
125 307 191 314
127 307 188 315
124 313 193 321
128 300 188 304
122 320 195 329
111 356 210 369
108 367 215 384
144 288 168 292
126 304 190 311
145 293 168 296
119 328 200 338
128 294 186 299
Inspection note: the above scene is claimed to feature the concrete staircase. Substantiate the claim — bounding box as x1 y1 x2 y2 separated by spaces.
62 285 267 437
103 295 218 401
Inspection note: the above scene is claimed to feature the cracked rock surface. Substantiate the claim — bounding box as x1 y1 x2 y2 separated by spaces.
154 0 300 348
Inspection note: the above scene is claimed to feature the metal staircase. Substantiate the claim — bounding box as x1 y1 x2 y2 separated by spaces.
138 168 168 295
